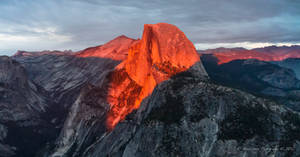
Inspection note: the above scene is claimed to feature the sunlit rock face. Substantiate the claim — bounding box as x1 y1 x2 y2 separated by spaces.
125 23 201 85
76 35 138 61
106 23 207 129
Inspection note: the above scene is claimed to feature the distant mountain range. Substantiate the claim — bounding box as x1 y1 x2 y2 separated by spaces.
198 46 300 112
198 45 300 64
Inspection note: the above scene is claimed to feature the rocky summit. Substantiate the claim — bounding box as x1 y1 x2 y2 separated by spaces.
48 23 209 156
0 23 300 157
106 23 207 129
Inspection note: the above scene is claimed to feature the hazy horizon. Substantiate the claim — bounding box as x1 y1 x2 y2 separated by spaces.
3 40 300 56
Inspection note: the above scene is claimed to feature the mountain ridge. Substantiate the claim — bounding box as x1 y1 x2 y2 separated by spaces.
198 45 300 64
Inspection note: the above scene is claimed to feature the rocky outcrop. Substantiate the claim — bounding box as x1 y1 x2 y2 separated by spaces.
49 23 208 156
83 63 300 157
106 23 207 129
49 84 109 157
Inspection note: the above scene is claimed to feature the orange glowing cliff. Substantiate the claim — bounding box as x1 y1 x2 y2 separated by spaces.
105 23 206 129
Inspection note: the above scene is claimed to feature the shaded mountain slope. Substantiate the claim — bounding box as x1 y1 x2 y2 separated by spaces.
7 36 137 157
0 56 59 157
83 63 300 157
273 58 300 79
14 53 119 109
12 35 137 109
0 56 47 121
201 54 300 111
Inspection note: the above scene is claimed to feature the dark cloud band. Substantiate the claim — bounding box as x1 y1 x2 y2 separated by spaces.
0 0 300 55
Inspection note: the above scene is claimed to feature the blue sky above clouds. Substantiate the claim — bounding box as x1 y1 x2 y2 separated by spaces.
1 0 300 55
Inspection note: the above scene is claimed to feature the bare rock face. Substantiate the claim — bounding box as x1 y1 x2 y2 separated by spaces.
49 23 208 156
106 23 207 129
0 56 58 157
4 24 300 157
0 56 47 122
125 23 203 86
9 36 137 157
84 69 300 157
10 36 137 157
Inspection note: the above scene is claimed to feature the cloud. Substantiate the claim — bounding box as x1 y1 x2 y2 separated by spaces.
0 0 300 55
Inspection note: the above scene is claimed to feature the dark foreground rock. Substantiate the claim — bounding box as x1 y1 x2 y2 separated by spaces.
82 67 300 157
46 63 300 157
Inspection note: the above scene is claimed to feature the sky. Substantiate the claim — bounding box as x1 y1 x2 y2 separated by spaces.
1 0 300 55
